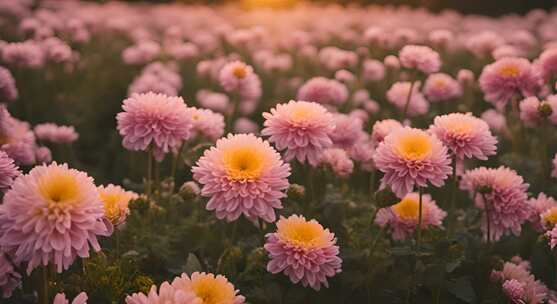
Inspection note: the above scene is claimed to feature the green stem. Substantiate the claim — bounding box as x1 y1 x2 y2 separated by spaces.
171 142 186 182
416 187 424 252
481 193 492 246
146 147 153 199
447 156 458 237
401 76 417 121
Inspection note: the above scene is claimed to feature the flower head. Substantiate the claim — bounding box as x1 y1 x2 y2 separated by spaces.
527 193 557 232
319 148 354 177
219 61 261 102
479 57 542 109
192 134 290 222
399 45 441 74
297 77 348 106
0 252 21 298
386 81 429 117
375 192 447 240
53 292 88 304
371 119 403 145
116 92 192 161
373 127 451 197
0 163 109 274
429 113 497 160
172 272 245 304
0 151 19 193
98 184 138 226
460 166 532 242
423 73 462 102
329 113 364 149
519 96 557 128
34 123 79 144
262 100 335 166
536 48 557 81
0 66 17 103
265 215 342 290
187 107 225 141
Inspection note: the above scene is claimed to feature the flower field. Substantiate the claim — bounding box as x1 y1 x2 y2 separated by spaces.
2 0 557 303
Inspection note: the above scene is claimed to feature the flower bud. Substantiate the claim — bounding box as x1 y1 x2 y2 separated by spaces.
179 181 200 200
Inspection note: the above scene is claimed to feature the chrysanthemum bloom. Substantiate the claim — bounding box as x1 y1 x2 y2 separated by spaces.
265 215 342 290
348 137 375 172
386 81 430 117
373 127 451 197
384 55 400 70
296 77 348 106
319 148 354 177
457 69 475 85
122 41 161 65
362 59 385 82
492 45 522 61
546 225 557 249
540 206 557 230
218 61 262 102
398 45 441 74
0 151 19 193
536 48 557 81
0 66 17 103
116 92 192 161
53 292 88 304
429 113 497 160
518 97 557 127
187 107 225 141
329 113 363 149
1 41 44 69
460 166 532 242
192 134 290 222
234 118 259 134
481 109 510 137
0 163 109 274
126 272 245 304
35 146 52 164
196 90 229 114
423 73 462 102
375 192 447 240
428 29 454 49
98 184 138 226
528 193 557 232
34 123 79 144
0 252 21 298
0 107 36 165
262 100 335 166
491 258 549 304
478 57 542 109
371 119 403 145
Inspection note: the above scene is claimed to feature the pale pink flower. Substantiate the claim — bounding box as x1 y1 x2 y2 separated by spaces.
330 113 364 149
1 41 44 69
0 66 17 103
0 151 19 193
196 90 229 114
399 45 441 74
519 96 557 127
536 48 557 81
481 109 509 136
234 117 259 134
0 163 109 274
423 73 462 102
429 113 497 160
527 193 557 232
492 258 549 304
122 41 160 65
219 61 262 102
265 215 342 291
375 192 447 240
362 59 385 82
386 81 429 117
187 107 225 141
297 77 348 106
262 100 335 166
34 123 79 144
371 119 403 145
319 148 354 177
0 252 21 298
192 134 290 223
53 292 88 304
373 127 452 197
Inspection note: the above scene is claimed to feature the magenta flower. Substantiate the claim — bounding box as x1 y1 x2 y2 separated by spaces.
429 113 497 160
399 45 441 74
375 192 447 240
116 92 192 161
265 215 342 291
34 123 79 144
492 258 549 304
373 127 451 197
460 166 532 242
297 77 348 106
423 73 462 102
479 57 542 109
262 100 335 166
192 134 290 222
0 163 109 274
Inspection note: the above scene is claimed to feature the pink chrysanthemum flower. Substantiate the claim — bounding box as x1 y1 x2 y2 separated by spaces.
34 123 79 144
196 90 229 114
218 61 262 102
35 146 52 164
492 258 549 304
0 66 17 103
502 279 527 303
0 163 109 274
479 57 542 109
429 113 497 160
329 113 364 149
53 292 88 304
362 59 385 82
348 137 375 172
528 193 557 232
481 109 510 137
1 41 44 69
457 69 475 85
0 252 21 298
373 127 451 197
546 225 557 249
192 134 290 222
375 192 447 240
187 107 225 141
319 148 354 177
540 207 557 231
518 97 557 127
234 118 259 134
423 73 462 102
126 272 245 304
265 215 342 291
386 81 430 117
460 166 532 242
116 92 192 161
0 108 36 166
297 77 348 106
262 100 335 166
371 119 403 145
98 184 138 226
399 45 441 74
536 48 557 81
0 151 19 193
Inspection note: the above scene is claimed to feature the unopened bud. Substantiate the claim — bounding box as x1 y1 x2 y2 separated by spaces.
374 187 398 207
538 102 553 118
287 184 306 199
179 181 200 200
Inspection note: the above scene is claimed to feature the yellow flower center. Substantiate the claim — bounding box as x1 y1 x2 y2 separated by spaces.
396 134 432 160
100 192 126 222
392 197 421 220
434 79 446 88
223 147 266 181
543 207 557 227
445 119 473 135
278 219 328 248
38 170 80 207
498 64 520 77
191 276 235 304
232 66 247 79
